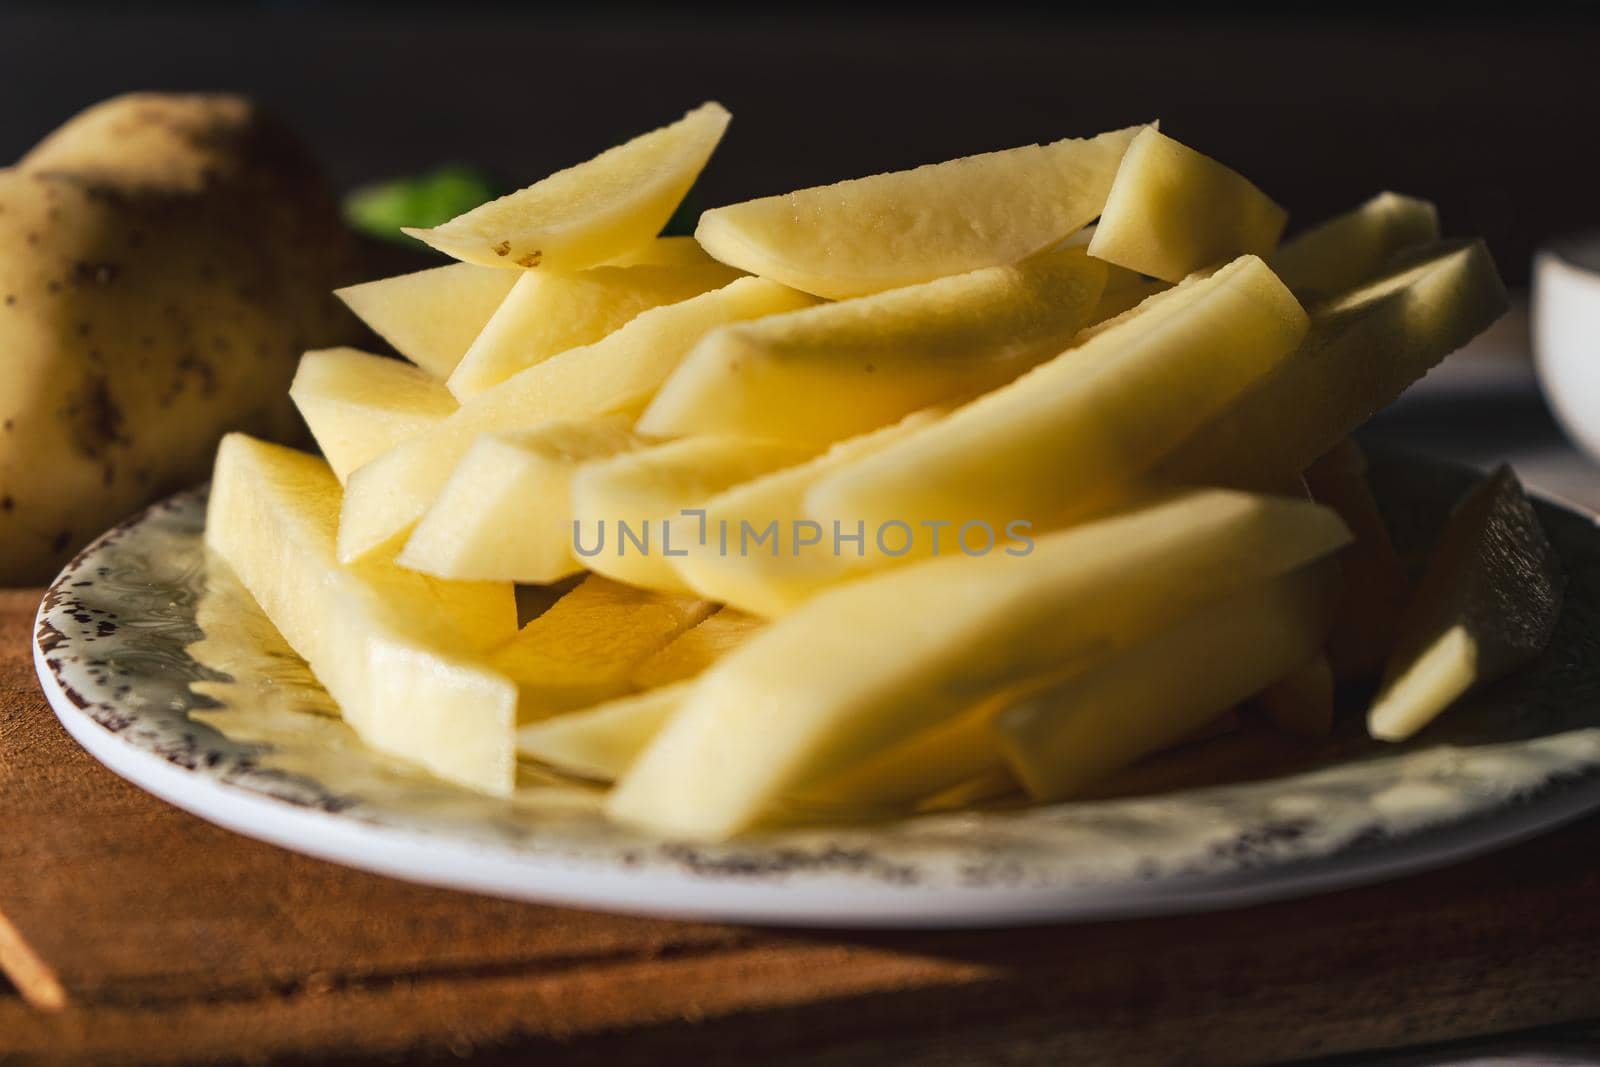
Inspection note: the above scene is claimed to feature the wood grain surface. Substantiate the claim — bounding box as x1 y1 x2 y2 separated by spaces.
4 586 1600 1066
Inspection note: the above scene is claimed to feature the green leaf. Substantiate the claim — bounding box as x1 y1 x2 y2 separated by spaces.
344 166 503 245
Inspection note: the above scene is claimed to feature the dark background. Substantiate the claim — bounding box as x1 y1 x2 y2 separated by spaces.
2 3 1598 285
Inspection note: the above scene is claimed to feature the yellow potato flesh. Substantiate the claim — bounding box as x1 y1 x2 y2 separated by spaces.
606 236 721 268
446 262 743 400
515 682 691 782
335 264 517 378
491 575 712 721
290 348 457 484
1088 128 1287 284
397 417 641 584
608 488 1350 840
571 436 819 592
205 435 520 794
337 277 816 564
1273 191 1440 301
805 255 1308 536
695 124 1146 299
789 700 1000 814
629 608 766 690
1089 272 1169 324
995 562 1334 801
1369 467 1562 741
404 102 730 270
1155 240 1508 493
1063 224 1170 324
637 246 1106 446
669 411 943 617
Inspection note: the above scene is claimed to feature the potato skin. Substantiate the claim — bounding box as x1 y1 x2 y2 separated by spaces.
0 93 359 583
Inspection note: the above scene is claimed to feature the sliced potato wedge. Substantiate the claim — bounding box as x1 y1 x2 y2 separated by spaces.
1088 128 1286 283
670 411 943 616
516 682 691 782
1369 467 1562 741
290 348 457 483
206 434 519 794
335 264 518 378
790 700 1001 813
996 562 1334 801
573 436 819 592
609 488 1349 839
805 255 1307 535
337 277 815 563
638 245 1106 446
405 102 730 270
1155 240 1508 492
492 575 712 722
1273 191 1440 300
447 262 743 399
606 236 721 268
398 416 642 584
629 608 766 690
696 124 1146 299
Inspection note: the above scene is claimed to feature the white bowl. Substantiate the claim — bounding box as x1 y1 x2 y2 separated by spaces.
1534 232 1600 462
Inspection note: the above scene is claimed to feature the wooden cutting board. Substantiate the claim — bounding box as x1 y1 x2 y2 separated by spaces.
4 585 1600 1066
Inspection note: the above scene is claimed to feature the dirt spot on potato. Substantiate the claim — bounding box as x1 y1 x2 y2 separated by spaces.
59 373 127 459
70 261 121 286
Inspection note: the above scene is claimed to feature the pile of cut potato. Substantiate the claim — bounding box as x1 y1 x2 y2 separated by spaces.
205 102 1563 841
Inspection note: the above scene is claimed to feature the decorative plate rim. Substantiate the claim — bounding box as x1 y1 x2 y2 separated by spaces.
31 454 1600 928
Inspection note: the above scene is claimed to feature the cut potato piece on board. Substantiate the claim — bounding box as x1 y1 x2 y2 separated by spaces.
607 236 720 268
1255 652 1336 738
1304 439 1412 680
338 277 815 563
336 263 518 378
671 411 944 616
630 608 766 689
1273 192 1440 300
696 123 1146 299
290 348 457 483
1155 240 1508 493
572 436 819 592
205 434 520 794
516 682 691 782
637 246 1106 446
404 102 730 270
1368 467 1562 741
398 416 642 583
805 255 1308 536
491 575 713 721
996 562 1334 801
1088 128 1287 283
447 262 744 400
609 488 1349 839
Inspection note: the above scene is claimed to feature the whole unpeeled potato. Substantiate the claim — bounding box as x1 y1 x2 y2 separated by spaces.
0 92 360 583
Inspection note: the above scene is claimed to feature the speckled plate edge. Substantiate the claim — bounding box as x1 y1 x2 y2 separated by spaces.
31 455 1600 928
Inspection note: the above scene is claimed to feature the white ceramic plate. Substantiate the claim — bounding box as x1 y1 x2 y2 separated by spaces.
33 453 1600 927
